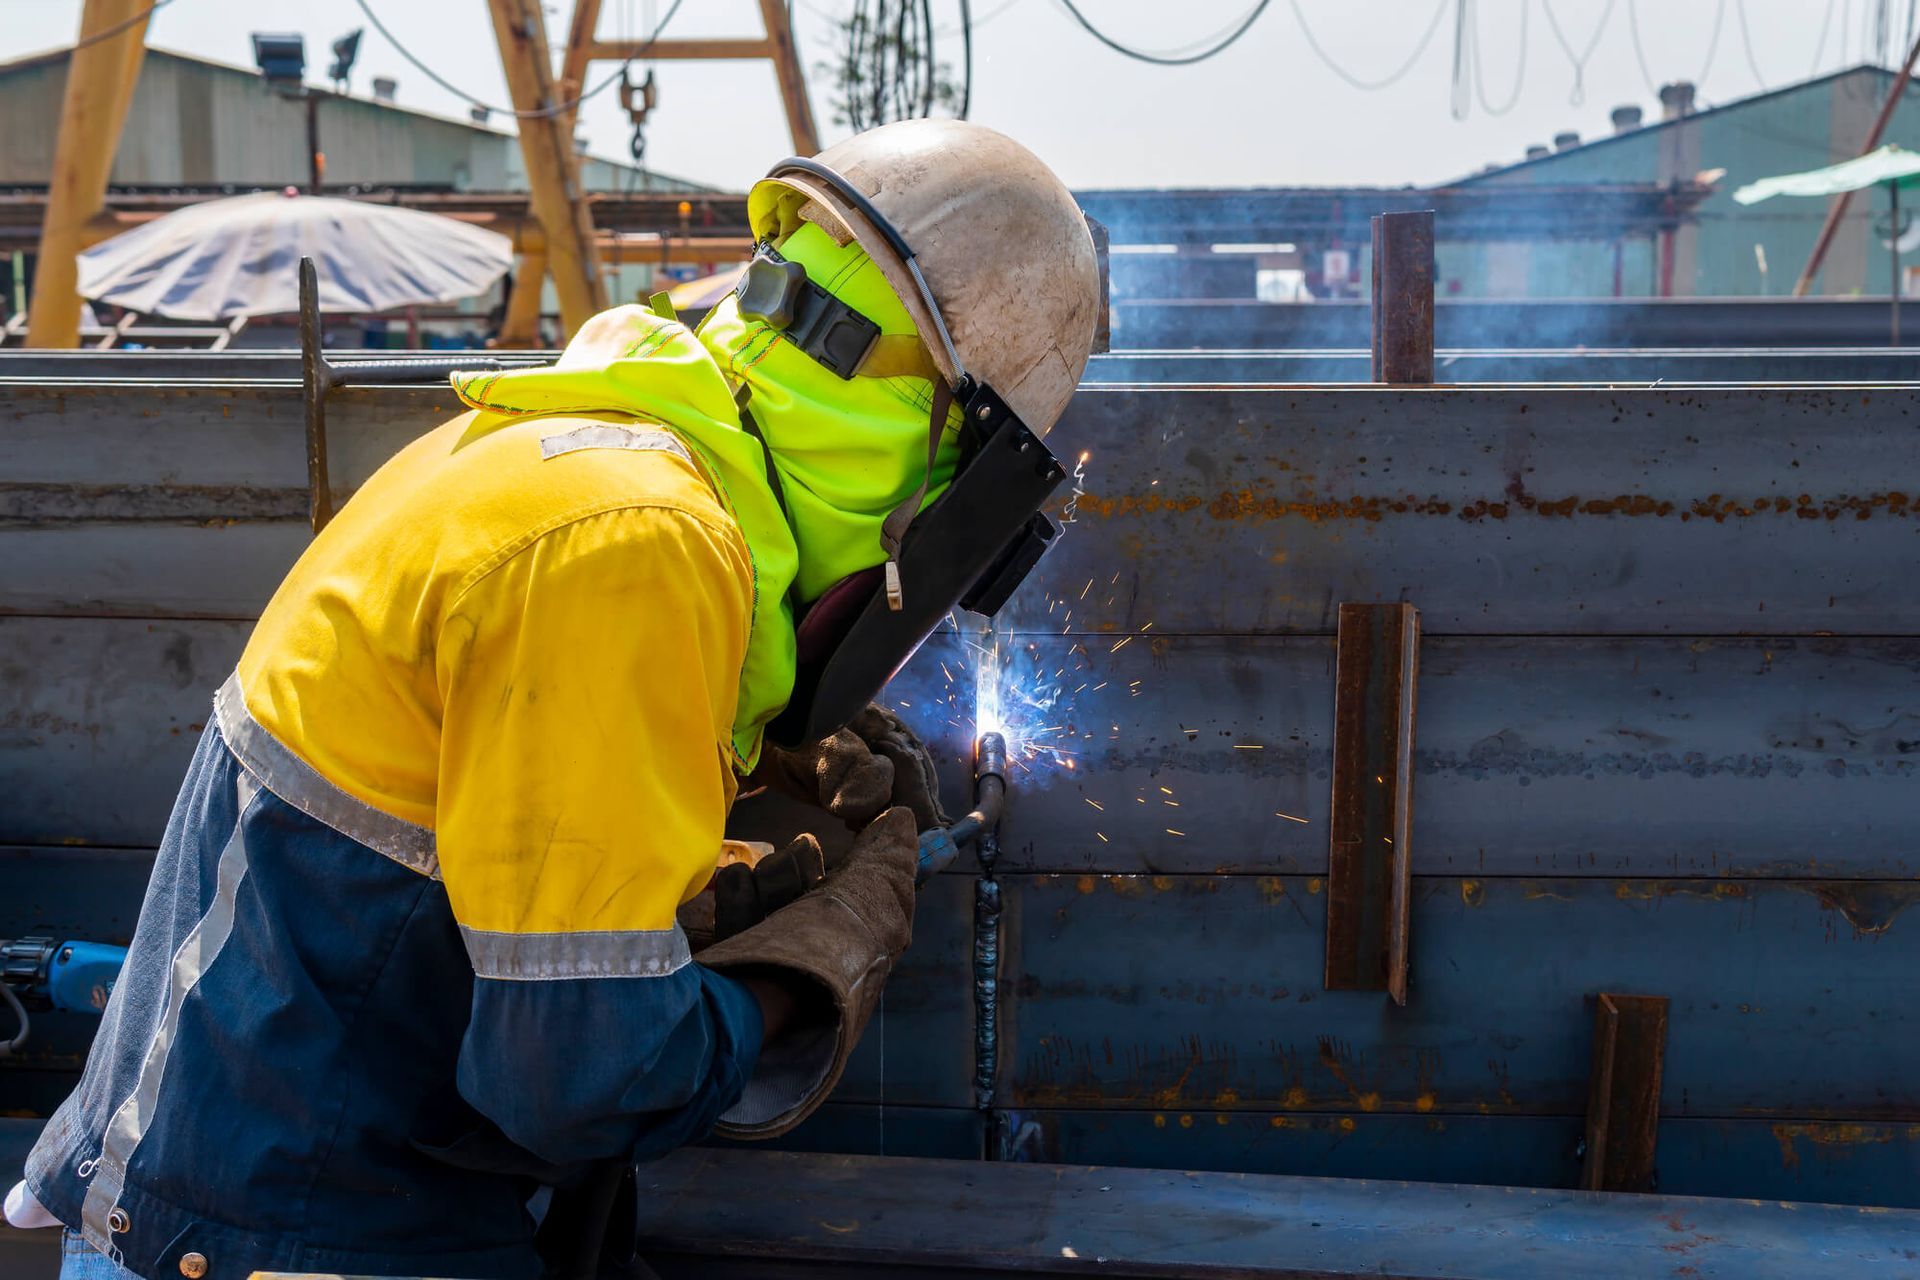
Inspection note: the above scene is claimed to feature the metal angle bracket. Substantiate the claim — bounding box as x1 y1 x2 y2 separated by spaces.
1581 992 1671 1193
1324 601 1420 1005
297 256 539 535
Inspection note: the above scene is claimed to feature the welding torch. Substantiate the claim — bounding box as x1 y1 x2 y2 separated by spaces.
914 731 1008 885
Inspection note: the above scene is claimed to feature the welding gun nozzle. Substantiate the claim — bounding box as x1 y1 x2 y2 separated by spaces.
974 731 1007 785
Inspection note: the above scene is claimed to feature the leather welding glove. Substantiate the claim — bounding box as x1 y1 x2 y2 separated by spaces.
700 806 918 1139
850 704 952 833
710 833 827 944
750 728 896 828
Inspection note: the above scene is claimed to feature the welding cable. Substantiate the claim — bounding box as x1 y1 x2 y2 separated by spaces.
1052 0 1274 66
67 0 174 53
350 0 684 120
1289 0 1451 91
0 981 27 1058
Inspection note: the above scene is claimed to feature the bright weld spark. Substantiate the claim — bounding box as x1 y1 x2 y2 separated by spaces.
1085 798 1104 811
1276 811 1310 824
1080 578 1093 600
1092 682 1108 691
1096 832 1109 842
1060 450 1089 526
1159 787 1174 795
1166 828 1185 836
1235 743 1263 750
1163 800 1180 807
1110 637 1133 653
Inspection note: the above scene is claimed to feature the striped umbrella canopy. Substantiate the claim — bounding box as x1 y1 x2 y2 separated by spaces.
77 190 514 321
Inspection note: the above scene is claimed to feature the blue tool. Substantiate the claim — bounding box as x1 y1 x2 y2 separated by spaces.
1 937 130 1056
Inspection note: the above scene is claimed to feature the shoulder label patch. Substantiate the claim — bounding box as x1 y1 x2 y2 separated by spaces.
540 424 693 465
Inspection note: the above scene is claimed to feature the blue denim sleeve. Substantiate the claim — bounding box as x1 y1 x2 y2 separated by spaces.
455 963 764 1165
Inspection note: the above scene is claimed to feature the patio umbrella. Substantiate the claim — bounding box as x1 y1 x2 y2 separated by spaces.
1733 143 1920 343
77 190 514 321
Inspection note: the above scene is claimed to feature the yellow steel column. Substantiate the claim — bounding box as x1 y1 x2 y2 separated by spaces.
26 0 152 348
489 0 606 336
495 250 548 348
758 0 820 156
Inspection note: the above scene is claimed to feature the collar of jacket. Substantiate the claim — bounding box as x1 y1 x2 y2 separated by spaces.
448 310 797 773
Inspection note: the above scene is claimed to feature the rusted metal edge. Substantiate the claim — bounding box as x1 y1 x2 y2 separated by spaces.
1085 214 1112 356
1581 992 1670 1192
1326 602 1420 1003
1371 210 1435 385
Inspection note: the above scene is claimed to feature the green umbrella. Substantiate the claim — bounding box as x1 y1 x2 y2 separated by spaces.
1734 144 1920 343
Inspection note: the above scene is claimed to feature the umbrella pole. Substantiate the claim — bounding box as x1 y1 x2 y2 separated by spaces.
1893 182 1903 348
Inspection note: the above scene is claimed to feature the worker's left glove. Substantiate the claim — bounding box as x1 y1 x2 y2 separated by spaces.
749 728 896 828
699 806 917 1139
710 833 827 944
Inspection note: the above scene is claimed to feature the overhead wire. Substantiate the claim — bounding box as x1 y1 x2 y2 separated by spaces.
1050 0 1274 66
349 0 684 120
1625 0 1726 96
1470 0 1528 116
959 0 973 117
1287 0 1451 91
69 0 174 53
1735 0 1770 89
1809 0 1839 77
1540 0 1615 104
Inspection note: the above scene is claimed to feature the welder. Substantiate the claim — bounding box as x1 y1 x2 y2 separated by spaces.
6 119 1099 1280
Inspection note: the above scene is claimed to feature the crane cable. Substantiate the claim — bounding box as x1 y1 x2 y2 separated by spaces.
350 0 684 120
1051 0 1274 66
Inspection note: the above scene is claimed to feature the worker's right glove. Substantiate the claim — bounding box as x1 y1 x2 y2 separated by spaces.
699 805 918 1140
751 704 951 832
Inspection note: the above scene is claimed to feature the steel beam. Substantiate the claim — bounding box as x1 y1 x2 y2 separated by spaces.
488 0 606 335
25 0 150 347
1370 211 1434 384
619 1149 1920 1279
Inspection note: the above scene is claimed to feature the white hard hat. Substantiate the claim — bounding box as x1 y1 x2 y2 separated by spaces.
748 119 1100 436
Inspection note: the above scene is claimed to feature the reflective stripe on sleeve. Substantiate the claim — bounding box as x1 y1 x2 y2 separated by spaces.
214 674 439 880
80 771 260 1260
460 924 693 980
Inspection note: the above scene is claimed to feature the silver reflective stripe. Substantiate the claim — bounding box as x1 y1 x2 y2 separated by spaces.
79 772 260 1259
214 674 439 880
460 924 692 980
540 424 693 464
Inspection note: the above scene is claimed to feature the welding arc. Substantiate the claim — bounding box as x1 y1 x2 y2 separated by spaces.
1052 0 1274 66
1289 0 1451 91
350 0 684 120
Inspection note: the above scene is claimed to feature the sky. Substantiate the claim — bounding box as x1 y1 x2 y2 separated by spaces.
0 0 1907 191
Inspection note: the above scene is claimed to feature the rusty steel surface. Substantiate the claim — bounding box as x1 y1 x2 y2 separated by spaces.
1325 603 1418 1001
1371 211 1434 385
13 380 1920 635
5 371 1920 1214
1582 994 1671 1193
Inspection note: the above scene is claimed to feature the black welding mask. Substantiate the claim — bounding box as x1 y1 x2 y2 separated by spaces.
741 156 1071 749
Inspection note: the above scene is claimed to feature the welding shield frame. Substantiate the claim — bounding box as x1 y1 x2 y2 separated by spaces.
754 155 1071 749
767 381 1066 749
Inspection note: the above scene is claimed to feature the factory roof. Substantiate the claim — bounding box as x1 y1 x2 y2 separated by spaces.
1457 64 1914 185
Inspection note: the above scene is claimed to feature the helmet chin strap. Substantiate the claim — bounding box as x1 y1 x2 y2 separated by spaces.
877 378 954 611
